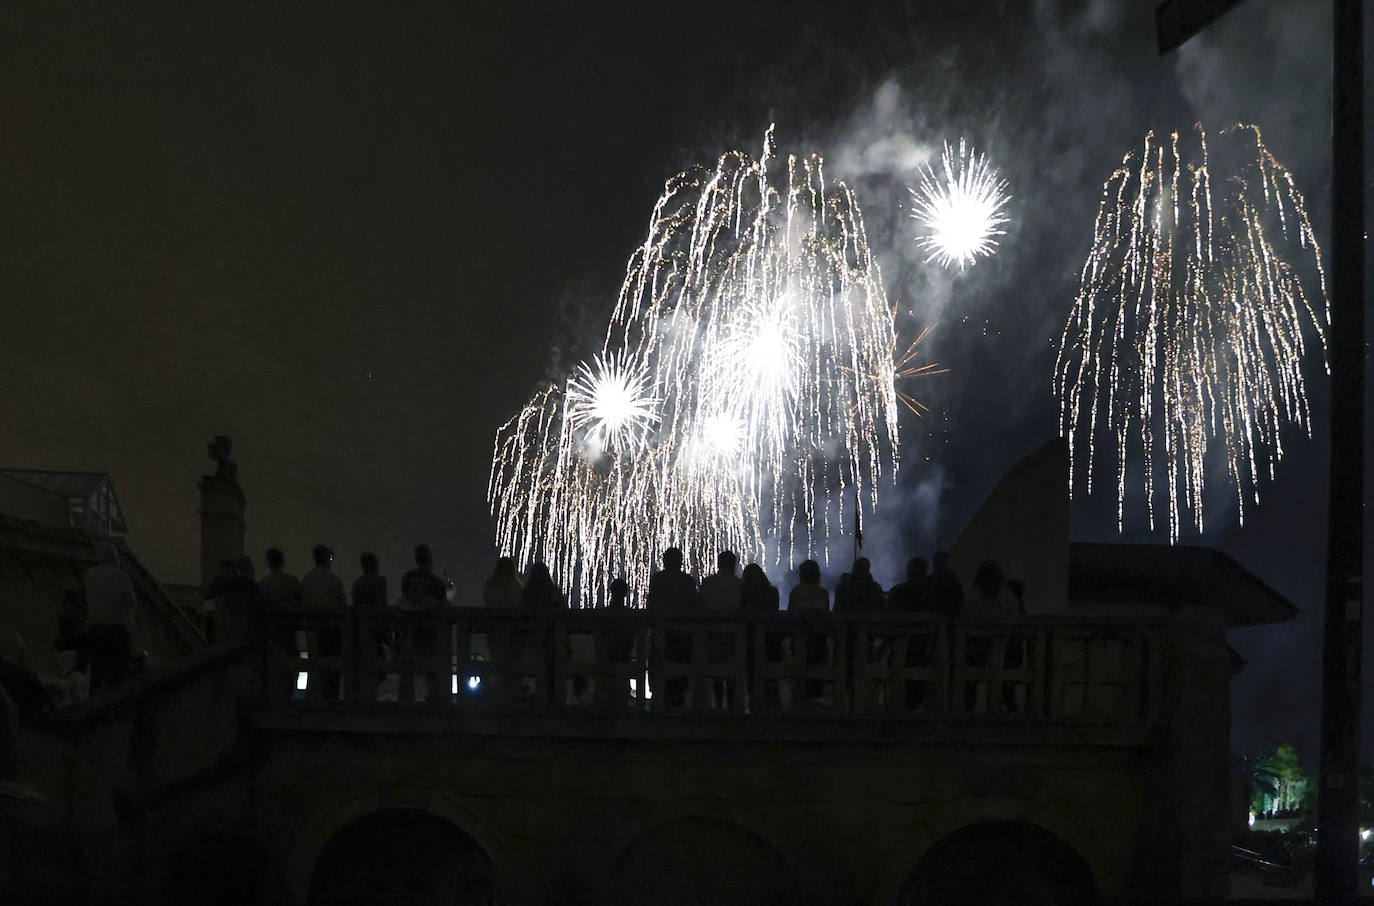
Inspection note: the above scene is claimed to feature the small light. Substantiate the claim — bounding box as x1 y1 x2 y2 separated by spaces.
451 674 458 695
1361 828 1371 841
467 675 482 690
296 671 309 691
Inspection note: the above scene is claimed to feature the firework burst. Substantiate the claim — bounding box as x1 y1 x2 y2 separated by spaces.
911 139 1011 270
1054 123 1327 541
490 128 900 604
566 351 658 457
840 312 948 418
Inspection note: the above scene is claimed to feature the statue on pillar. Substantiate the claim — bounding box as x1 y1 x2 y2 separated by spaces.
207 435 238 481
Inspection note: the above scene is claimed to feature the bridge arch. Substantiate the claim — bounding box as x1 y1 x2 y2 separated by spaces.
604 795 797 867
892 818 1098 906
287 786 515 901
304 807 501 906
608 811 831 905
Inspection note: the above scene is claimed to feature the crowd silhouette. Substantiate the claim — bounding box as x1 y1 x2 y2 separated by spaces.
190 540 1027 629
200 541 1032 711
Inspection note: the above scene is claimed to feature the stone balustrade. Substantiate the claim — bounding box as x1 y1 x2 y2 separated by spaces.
257 608 1165 736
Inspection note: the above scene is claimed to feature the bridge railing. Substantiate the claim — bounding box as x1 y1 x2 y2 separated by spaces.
256 608 1165 727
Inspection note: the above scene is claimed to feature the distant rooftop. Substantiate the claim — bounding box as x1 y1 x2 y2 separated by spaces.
1069 542 1297 628
0 469 127 535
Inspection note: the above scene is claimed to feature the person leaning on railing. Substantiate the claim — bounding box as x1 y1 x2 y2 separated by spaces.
256 547 303 701
604 577 635 663
787 559 831 706
301 544 347 700
646 548 697 707
698 552 744 709
396 544 449 704
521 562 564 609
351 552 391 692
481 556 522 609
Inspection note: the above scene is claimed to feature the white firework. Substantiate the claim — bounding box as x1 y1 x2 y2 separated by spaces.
565 351 658 457
910 139 1011 270
490 127 900 605
1054 124 1327 540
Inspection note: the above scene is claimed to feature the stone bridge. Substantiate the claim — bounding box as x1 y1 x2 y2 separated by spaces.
8 605 1236 905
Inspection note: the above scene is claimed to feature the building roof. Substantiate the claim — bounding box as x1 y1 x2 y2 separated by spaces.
1068 542 1298 628
0 470 127 533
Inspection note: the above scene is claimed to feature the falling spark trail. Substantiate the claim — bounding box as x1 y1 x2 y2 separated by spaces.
490 128 900 604
911 139 1011 271
841 319 948 418
1054 124 1327 541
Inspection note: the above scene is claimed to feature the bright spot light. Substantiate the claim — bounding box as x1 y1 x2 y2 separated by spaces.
295 671 308 691
702 414 742 459
1362 828 1371 841
911 139 1010 271
467 675 482 690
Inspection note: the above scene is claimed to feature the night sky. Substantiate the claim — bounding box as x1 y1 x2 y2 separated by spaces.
0 1 1369 761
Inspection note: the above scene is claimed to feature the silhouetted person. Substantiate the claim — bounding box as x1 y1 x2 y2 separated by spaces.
302 545 346 609
646 547 696 613
607 577 629 609
647 548 696 707
787 560 829 612
698 551 745 707
590 576 635 712
887 557 931 613
788 559 831 704
699 550 743 611
928 550 964 617
351 551 388 609
256 548 302 697
741 564 780 612
402 544 448 608
258 548 303 606
741 563 781 704
834 557 884 612
301 544 346 699
522 561 563 609
84 542 136 691
482 557 523 608
968 560 1017 619
350 552 390 688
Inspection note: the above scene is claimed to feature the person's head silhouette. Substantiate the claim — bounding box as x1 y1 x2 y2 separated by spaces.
663 547 684 571
907 557 928 581
973 560 1004 596
717 550 738 575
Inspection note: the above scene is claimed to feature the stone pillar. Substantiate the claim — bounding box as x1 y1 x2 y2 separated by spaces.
1163 604 1232 900
199 436 246 593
